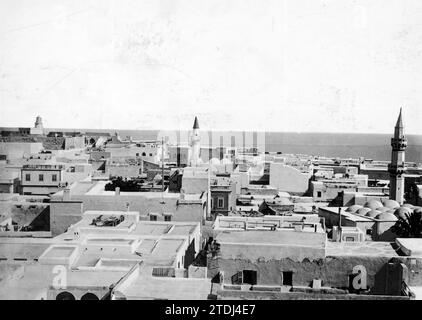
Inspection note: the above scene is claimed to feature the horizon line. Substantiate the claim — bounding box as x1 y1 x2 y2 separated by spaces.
1 125 422 137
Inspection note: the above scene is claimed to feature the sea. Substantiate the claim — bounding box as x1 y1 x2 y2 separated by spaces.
52 128 422 164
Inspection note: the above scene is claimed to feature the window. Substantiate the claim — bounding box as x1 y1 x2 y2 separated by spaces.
25 174 31 181
317 191 322 198
39 174 44 182
142 152 146 156
52 174 57 182
149 153 153 157
217 197 224 209
282 271 293 286
150 215 157 221
164 215 172 222
136 153 139 157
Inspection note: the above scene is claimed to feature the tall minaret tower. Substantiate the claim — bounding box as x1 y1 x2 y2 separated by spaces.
189 116 201 167
34 116 43 129
388 108 407 204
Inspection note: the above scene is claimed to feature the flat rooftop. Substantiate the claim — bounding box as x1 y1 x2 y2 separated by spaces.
115 273 211 300
326 241 399 257
53 181 180 198
86 181 180 198
216 229 325 248
0 238 53 261
395 238 422 257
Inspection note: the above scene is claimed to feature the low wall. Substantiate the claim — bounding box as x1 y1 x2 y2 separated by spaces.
217 289 410 300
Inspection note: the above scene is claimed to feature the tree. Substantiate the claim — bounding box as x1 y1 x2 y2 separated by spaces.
392 209 422 238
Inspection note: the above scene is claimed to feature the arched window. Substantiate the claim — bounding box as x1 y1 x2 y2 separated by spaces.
56 291 76 300
81 293 99 300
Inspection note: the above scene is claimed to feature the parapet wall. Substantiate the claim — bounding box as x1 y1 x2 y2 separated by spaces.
217 289 410 300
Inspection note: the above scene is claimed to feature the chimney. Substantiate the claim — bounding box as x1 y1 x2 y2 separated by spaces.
338 207 342 228
115 187 120 196
63 188 71 201
338 207 342 242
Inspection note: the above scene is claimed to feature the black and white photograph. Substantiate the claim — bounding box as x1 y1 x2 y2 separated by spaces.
0 0 421 307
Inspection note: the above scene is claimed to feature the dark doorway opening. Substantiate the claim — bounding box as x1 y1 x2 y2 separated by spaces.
282 271 293 286
56 291 76 300
81 293 99 300
243 270 257 285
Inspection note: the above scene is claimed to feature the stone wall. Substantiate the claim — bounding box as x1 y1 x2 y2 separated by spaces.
216 255 422 291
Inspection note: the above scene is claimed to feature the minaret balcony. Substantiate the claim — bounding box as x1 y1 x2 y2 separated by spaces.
388 163 406 175
391 138 407 150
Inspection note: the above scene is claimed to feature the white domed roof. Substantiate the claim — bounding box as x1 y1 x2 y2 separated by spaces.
364 200 383 210
394 207 412 219
209 158 221 165
375 212 398 221
402 203 414 209
277 191 291 198
365 210 381 218
382 199 400 209
221 158 232 165
357 207 372 215
346 205 363 213
414 208 422 214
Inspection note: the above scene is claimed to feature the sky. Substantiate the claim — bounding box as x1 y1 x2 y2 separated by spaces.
0 0 421 134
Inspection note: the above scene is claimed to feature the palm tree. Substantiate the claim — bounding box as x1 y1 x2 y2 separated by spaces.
392 208 422 238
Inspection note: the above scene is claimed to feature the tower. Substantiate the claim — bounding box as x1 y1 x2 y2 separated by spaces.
34 116 43 129
30 116 44 135
189 116 201 166
388 108 407 204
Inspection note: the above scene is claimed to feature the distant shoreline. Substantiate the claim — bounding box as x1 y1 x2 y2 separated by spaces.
1 127 421 163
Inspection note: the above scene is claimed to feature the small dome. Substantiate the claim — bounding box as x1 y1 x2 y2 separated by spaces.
357 207 372 215
274 198 292 205
414 208 422 214
402 203 414 209
209 158 221 165
375 212 398 221
346 205 363 213
394 207 412 219
382 199 400 209
376 207 391 213
364 200 383 210
221 158 232 165
277 191 291 198
365 210 381 218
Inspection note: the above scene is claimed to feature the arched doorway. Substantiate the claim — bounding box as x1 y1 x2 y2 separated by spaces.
56 291 76 300
81 293 99 300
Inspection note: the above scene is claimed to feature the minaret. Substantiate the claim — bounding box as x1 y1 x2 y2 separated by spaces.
388 108 407 204
189 116 201 166
34 116 43 129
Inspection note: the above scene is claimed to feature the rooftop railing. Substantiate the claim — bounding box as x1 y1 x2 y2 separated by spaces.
22 164 65 170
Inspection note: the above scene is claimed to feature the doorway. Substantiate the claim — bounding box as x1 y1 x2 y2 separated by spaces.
282 271 293 286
